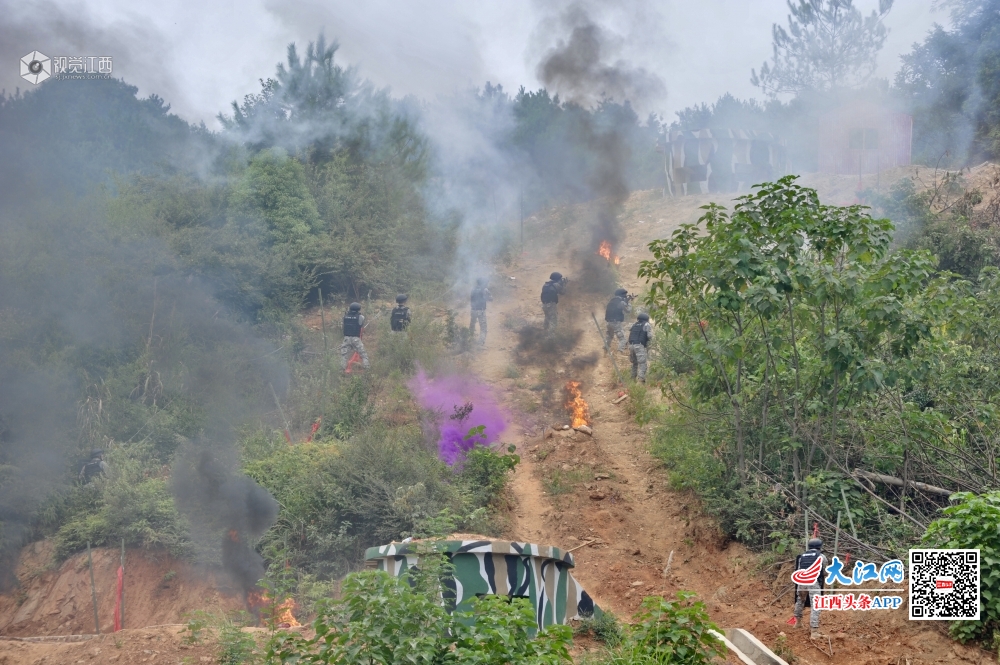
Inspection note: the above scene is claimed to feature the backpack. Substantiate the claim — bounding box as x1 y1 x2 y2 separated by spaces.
540 282 559 304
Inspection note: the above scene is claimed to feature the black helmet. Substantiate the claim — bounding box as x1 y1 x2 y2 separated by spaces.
808 538 823 550
349 302 362 312
475 277 486 287
549 272 562 281
614 288 628 297
90 449 104 458
637 312 650 322
396 294 408 304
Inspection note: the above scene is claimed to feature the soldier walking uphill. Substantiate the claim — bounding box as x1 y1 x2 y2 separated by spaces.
79 449 108 485
793 538 827 638
469 278 492 345
390 294 411 334
540 272 567 334
605 288 632 351
340 302 371 371
628 312 653 382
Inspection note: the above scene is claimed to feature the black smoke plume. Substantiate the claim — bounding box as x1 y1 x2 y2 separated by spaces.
171 446 278 593
537 4 666 111
536 2 666 292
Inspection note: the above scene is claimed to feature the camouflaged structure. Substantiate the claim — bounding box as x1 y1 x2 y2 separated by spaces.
364 540 601 629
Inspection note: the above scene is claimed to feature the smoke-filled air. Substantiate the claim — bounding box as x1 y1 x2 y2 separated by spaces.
5 0 1000 661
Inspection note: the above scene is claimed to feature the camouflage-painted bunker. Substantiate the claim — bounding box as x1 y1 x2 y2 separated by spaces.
364 540 601 629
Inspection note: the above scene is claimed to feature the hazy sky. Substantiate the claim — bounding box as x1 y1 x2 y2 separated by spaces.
2 0 947 127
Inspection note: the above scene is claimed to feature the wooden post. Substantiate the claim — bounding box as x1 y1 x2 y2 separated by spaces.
120 538 126 630
832 511 841 589
270 383 292 444
318 287 328 354
840 486 857 540
519 190 524 253
88 542 100 635
804 507 809 544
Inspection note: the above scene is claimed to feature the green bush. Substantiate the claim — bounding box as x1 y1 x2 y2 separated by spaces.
458 445 519 509
576 610 625 647
923 491 1000 643
268 564 572 665
611 593 724 665
51 443 189 560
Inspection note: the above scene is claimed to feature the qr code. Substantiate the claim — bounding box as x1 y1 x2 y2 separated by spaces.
909 549 980 620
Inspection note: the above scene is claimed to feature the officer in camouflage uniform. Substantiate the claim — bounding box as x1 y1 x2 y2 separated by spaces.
340 302 370 370
604 288 631 352
628 312 653 382
793 537 827 638
469 278 492 345
390 294 411 334
541 272 566 334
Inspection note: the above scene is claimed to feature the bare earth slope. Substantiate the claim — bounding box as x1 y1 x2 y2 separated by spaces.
466 185 987 664
2 174 996 663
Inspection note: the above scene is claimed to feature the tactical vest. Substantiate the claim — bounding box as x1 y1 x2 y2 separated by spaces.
471 287 488 310
628 321 649 346
83 460 103 483
605 297 626 322
390 306 410 331
541 282 559 304
796 550 824 588
343 312 362 337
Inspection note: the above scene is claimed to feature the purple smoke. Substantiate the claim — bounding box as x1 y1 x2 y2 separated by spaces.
408 370 508 466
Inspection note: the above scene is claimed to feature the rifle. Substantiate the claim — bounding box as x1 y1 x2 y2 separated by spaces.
592 313 624 385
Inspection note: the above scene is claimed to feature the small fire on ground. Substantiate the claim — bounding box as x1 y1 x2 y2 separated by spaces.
564 381 591 428
598 240 621 265
247 589 301 628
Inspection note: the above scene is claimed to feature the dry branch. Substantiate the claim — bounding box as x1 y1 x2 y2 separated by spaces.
853 469 954 497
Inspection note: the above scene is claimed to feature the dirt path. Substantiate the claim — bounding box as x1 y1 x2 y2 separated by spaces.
462 191 984 664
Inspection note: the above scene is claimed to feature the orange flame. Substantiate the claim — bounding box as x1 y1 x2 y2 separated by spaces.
598 241 612 261
564 381 590 428
247 589 301 628
598 240 621 265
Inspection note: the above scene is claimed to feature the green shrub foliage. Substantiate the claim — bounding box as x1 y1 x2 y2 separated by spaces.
923 492 1000 643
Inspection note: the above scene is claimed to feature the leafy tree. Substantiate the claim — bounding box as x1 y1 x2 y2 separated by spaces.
895 0 1000 163
751 0 894 96
640 176 943 487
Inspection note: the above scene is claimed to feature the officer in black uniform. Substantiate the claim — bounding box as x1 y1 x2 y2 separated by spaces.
628 312 653 382
340 302 370 370
540 272 567 334
469 278 492 345
793 537 826 637
390 294 411 334
604 288 631 352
